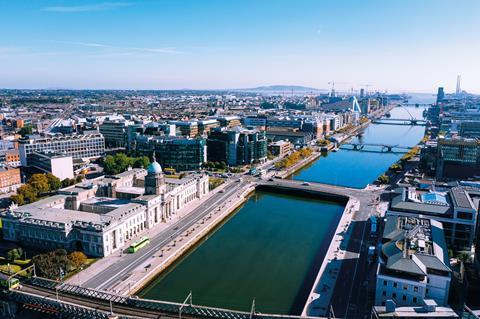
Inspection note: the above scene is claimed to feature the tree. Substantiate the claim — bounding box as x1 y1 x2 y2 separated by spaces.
103 155 118 175
33 249 72 279
18 124 33 136
28 174 50 194
68 251 87 269
46 173 62 191
133 156 150 169
7 248 23 262
378 175 390 184
10 194 25 206
75 175 85 183
62 178 75 188
17 184 37 203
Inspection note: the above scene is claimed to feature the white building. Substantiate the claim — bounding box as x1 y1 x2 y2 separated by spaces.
30 151 74 180
375 215 451 308
1 157 209 257
18 132 105 166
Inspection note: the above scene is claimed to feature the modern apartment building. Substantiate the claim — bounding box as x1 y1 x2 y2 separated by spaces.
18 132 105 166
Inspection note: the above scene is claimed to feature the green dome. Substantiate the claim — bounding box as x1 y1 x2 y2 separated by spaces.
147 161 162 174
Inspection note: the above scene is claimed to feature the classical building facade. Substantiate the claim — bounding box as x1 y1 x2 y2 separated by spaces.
1 158 209 257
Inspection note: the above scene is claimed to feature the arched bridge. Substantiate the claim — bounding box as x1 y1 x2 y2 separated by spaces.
372 118 427 126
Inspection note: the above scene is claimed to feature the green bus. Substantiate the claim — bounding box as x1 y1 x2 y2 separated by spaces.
127 236 150 253
0 273 20 290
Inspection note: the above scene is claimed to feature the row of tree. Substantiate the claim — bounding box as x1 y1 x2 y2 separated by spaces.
102 153 150 175
10 173 63 206
275 148 313 169
32 249 87 279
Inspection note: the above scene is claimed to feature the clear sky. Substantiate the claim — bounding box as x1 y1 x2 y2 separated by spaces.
1 0 479 93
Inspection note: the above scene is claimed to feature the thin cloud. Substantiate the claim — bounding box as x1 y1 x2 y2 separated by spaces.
58 41 185 55
44 2 131 13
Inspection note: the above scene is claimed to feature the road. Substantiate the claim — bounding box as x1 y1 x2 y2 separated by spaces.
83 179 249 290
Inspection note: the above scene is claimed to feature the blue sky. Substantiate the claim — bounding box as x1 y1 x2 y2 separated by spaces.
0 0 479 93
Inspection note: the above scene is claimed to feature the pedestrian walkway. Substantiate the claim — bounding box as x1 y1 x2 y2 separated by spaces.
302 198 359 317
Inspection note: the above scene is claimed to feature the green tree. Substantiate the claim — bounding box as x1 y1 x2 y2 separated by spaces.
75 175 85 183
18 124 33 136
103 155 117 175
46 173 62 191
7 248 23 262
10 194 25 206
28 174 50 193
61 178 75 188
133 156 150 169
17 184 37 203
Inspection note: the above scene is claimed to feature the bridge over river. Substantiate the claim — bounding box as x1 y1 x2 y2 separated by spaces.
339 142 414 153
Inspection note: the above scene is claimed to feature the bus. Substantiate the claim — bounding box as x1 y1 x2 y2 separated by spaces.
127 236 150 253
0 273 20 290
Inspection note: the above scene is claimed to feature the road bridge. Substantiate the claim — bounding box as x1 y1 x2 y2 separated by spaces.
340 142 413 153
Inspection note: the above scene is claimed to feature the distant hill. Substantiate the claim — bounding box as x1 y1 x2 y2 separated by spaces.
238 85 326 93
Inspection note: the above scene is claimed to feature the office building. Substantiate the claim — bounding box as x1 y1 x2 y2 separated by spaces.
207 127 267 166
268 140 292 157
436 137 480 178
387 186 479 250
217 116 241 128
375 215 451 308
30 151 74 180
18 132 105 167
99 118 134 148
169 121 198 137
136 136 207 171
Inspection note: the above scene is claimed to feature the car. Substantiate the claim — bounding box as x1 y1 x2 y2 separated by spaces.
269 178 274 181
219 189 225 193
302 182 310 186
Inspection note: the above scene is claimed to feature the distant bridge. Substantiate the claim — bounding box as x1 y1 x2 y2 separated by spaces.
340 142 413 153
372 118 427 126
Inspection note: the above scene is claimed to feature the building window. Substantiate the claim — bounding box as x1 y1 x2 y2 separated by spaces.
383 280 387 286
403 284 408 290
393 282 397 288
413 297 417 303
382 291 386 296
392 293 397 299
426 288 429 294
414 286 418 292
402 295 407 301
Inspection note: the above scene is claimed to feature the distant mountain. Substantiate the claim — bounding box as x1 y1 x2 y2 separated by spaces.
238 85 326 92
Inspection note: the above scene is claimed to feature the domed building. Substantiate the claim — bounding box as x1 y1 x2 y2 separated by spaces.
145 154 165 195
